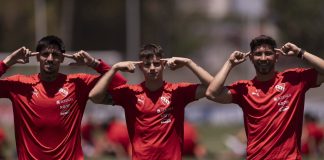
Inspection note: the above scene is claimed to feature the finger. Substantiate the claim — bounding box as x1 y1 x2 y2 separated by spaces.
63 53 75 59
244 51 251 57
275 48 285 55
160 58 170 64
132 61 143 65
30 52 39 56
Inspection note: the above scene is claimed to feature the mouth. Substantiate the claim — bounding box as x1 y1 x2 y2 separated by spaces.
148 72 157 77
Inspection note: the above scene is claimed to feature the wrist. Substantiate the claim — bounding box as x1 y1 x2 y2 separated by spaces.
3 56 14 67
89 58 100 68
297 48 305 59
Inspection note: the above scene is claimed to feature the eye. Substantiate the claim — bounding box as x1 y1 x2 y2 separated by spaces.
264 51 274 56
40 52 50 57
153 62 161 67
143 62 151 67
253 52 262 56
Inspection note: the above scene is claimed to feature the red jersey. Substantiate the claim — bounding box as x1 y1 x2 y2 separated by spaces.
106 120 130 153
301 122 324 154
0 128 5 144
228 68 319 160
111 81 198 160
183 121 198 156
0 61 126 160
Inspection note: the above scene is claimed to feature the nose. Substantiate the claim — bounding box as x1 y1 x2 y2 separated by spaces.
260 53 266 60
47 53 54 61
149 63 155 70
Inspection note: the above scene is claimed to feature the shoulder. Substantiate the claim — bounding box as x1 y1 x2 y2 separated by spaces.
281 68 314 74
163 82 198 92
230 79 252 87
3 74 40 85
115 83 144 93
67 73 93 79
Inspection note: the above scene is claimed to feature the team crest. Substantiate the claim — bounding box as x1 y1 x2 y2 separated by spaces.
275 83 285 92
59 87 69 97
160 96 170 105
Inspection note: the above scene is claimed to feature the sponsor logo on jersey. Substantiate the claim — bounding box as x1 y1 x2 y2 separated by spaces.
56 98 73 105
157 107 173 124
279 106 289 112
273 94 291 101
275 83 285 92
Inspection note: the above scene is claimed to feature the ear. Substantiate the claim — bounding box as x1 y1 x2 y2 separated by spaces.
275 51 280 62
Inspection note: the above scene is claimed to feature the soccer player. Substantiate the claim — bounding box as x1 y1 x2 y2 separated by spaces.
206 35 324 159
89 43 212 160
0 35 126 159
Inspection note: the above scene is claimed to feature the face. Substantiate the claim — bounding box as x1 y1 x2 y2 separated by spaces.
139 55 164 81
250 44 278 75
37 47 64 74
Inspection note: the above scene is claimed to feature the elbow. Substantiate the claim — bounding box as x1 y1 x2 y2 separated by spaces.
88 92 101 104
88 95 101 104
205 89 215 100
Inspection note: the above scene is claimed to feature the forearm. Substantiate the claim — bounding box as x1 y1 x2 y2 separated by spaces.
89 66 119 103
206 60 232 98
302 51 324 74
94 60 127 88
0 61 9 77
186 60 213 86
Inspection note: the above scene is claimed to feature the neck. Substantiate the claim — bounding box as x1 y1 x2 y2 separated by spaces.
255 71 276 82
39 72 59 82
144 79 163 91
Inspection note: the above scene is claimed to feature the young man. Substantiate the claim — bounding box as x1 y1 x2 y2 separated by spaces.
89 44 212 160
0 35 126 159
206 35 324 159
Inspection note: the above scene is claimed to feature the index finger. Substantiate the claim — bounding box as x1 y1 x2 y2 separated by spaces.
244 51 251 57
132 61 143 65
30 52 39 56
63 53 75 59
160 58 170 62
275 48 285 54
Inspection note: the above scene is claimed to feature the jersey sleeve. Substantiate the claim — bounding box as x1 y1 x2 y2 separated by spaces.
0 75 23 98
95 59 127 90
110 85 130 107
175 83 199 105
298 68 319 90
226 81 246 105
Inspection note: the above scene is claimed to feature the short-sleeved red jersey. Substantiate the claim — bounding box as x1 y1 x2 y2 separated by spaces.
0 61 126 160
227 68 319 160
111 81 198 160
183 121 198 156
106 120 130 153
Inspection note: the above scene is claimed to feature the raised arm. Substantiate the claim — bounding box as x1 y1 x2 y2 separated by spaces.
89 61 140 104
64 50 126 88
279 43 324 85
163 57 213 99
2 47 38 76
205 51 248 104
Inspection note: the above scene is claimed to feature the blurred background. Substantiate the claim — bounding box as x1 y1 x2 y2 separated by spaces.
0 0 324 159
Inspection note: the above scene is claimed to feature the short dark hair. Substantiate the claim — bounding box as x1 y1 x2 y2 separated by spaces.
36 35 65 53
250 35 277 52
139 43 164 59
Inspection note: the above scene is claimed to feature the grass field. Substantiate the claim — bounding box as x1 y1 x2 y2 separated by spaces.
90 124 323 160
2 123 321 159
